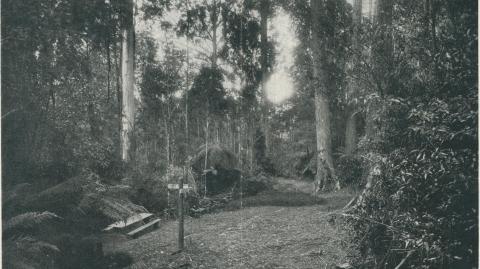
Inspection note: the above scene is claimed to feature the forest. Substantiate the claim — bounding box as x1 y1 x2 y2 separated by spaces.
2 0 477 268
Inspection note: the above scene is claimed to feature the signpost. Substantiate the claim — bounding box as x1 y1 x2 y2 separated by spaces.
178 170 184 250
167 171 191 251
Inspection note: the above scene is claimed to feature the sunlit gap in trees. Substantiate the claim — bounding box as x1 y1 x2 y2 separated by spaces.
265 10 298 104
265 71 295 104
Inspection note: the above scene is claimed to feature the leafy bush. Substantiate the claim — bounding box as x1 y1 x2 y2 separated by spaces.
128 165 196 214
348 94 477 268
3 211 62 239
129 181 168 214
336 155 364 187
101 251 134 269
3 211 62 269
4 236 60 269
55 234 133 269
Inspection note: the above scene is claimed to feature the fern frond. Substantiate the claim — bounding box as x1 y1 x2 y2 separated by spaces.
3 211 62 234
14 236 60 253
79 193 147 222
3 183 32 203
4 236 59 269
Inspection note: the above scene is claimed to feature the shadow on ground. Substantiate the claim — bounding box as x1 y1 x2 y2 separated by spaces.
225 190 326 210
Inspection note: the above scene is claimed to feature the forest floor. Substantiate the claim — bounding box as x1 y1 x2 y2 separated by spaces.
104 178 356 269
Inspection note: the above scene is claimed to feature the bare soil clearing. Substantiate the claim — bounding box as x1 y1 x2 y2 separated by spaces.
104 179 354 269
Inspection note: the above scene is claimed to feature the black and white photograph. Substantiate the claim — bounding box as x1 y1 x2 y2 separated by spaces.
1 0 477 268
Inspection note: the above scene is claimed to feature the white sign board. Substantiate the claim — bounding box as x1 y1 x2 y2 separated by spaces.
168 184 190 190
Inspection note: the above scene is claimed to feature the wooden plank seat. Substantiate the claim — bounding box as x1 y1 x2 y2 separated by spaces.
103 213 154 233
127 218 161 239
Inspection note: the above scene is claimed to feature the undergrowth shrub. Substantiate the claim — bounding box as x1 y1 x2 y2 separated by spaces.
348 95 477 269
102 251 134 269
55 234 133 269
128 165 196 215
3 210 134 269
128 175 168 214
336 155 364 187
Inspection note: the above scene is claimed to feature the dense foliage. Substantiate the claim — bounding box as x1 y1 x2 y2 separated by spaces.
2 0 126 184
343 1 478 268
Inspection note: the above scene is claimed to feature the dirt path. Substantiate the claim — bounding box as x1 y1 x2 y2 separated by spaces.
105 180 353 269
271 177 316 194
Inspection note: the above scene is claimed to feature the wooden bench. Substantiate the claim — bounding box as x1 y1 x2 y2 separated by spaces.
127 218 161 239
103 213 154 233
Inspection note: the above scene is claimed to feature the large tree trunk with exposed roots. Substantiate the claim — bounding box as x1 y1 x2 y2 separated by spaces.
311 0 338 191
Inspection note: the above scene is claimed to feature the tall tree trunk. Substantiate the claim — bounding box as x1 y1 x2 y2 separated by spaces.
237 122 242 164
358 0 393 205
211 22 218 68
164 117 170 166
313 89 337 190
197 118 200 137
260 0 269 82
344 0 362 156
114 41 122 121
215 121 220 144
345 108 357 155
121 0 135 162
430 0 437 55
368 0 374 18
366 0 392 139
354 0 363 24
185 29 190 161
366 0 393 138
106 38 111 102
311 0 338 191
88 103 100 139
231 119 235 154
204 115 209 195
374 0 393 95
259 0 270 164
211 0 218 68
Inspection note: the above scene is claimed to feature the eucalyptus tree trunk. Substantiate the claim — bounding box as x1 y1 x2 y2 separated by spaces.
311 0 338 191
120 0 135 162
344 0 362 156
114 41 122 122
260 0 270 99
164 117 170 166
256 0 270 169
366 0 392 141
214 121 218 144
106 39 111 102
345 108 357 155
313 89 337 191
204 114 210 195
185 70 189 160
212 24 218 68
260 0 269 83
359 0 393 205
210 0 219 68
